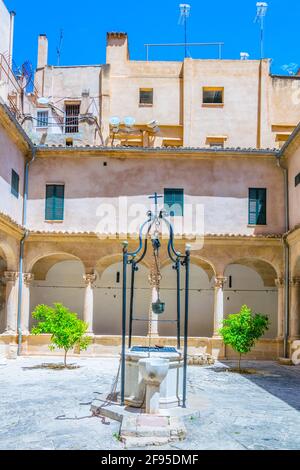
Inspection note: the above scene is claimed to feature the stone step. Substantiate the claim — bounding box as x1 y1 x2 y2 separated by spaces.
122 436 171 448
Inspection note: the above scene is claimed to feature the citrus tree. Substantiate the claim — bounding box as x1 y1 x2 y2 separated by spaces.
219 305 269 372
32 303 91 367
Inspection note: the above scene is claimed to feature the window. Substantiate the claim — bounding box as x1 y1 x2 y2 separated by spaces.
295 173 300 187
45 184 65 221
139 88 153 106
248 188 267 225
36 111 49 128
11 169 19 198
203 87 224 105
164 189 184 217
65 104 80 133
209 142 224 149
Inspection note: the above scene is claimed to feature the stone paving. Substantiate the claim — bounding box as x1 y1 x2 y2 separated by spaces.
0 356 299 450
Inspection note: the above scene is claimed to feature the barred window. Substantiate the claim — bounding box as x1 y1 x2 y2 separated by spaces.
65 104 80 133
37 111 49 127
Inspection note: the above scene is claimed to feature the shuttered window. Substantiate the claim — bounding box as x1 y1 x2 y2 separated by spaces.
65 104 80 133
11 169 19 198
164 188 184 216
45 185 65 221
248 188 267 225
139 88 153 105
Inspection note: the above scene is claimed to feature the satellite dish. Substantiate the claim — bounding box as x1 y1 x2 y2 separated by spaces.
147 120 159 129
109 116 121 127
124 116 136 128
37 96 50 105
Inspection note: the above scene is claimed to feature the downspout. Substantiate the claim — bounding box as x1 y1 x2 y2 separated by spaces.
17 146 36 355
276 155 290 358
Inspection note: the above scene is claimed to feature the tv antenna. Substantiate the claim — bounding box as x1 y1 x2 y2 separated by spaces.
56 29 64 66
254 2 268 59
178 4 191 59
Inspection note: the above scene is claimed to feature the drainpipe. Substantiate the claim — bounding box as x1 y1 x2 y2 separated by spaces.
17 147 36 355
276 155 290 358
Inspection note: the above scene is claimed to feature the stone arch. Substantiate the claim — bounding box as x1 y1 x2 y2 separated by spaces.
95 253 150 279
225 257 278 287
158 259 215 338
29 253 86 330
292 256 300 278
29 252 84 280
224 257 278 338
93 259 150 336
0 238 18 271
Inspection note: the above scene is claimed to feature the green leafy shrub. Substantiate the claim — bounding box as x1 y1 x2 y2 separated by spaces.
219 305 269 371
32 303 91 367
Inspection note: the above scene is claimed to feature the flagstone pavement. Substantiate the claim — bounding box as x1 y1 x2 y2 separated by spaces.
0 357 299 450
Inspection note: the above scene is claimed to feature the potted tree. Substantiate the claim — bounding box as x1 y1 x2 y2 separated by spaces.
219 305 269 373
32 303 91 368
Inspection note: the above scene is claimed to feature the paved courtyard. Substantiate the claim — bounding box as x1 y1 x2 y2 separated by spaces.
0 356 300 450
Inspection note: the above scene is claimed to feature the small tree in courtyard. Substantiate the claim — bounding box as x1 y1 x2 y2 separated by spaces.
32 303 91 367
219 305 269 372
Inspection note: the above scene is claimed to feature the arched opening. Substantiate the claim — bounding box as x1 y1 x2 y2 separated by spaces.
158 258 215 337
94 261 149 336
224 258 278 338
29 254 85 330
0 247 8 333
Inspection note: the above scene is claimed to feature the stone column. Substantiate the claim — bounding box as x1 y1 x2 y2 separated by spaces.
21 273 34 335
275 278 285 339
290 277 300 339
4 271 19 334
213 276 227 337
83 274 96 334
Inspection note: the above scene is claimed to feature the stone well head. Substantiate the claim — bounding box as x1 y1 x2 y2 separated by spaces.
139 358 169 386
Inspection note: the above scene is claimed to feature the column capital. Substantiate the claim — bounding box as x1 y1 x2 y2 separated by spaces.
214 276 227 290
83 273 97 286
23 273 34 287
290 277 300 287
275 278 285 288
4 271 19 283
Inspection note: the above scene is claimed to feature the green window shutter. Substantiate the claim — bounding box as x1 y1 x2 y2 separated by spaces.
249 188 266 225
164 189 184 216
11 169 19 198
11 170 19 198
45 185 64 221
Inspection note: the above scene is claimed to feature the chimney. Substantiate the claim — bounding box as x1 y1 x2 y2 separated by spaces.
37 34 48 69
106 32 129 64
8 11 16 68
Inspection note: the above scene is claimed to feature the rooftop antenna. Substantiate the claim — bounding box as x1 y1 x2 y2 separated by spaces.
178 4 191 59
254 2 268 59
56 29 64 66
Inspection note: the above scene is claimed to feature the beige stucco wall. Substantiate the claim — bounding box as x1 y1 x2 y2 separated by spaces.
271 76 300 127
26 153 285 236
107 60 182 126
30 33 300 150
0 123 24 224
287 147 300 229
183 59 272 148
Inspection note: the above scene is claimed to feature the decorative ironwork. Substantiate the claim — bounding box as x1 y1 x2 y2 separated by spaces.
120 193 191 408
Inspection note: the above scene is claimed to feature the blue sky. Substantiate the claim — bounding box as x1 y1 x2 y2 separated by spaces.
4 0 300 74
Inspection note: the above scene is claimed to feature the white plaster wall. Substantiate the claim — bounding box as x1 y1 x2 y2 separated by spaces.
224 264 277 339
30 261 85 329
